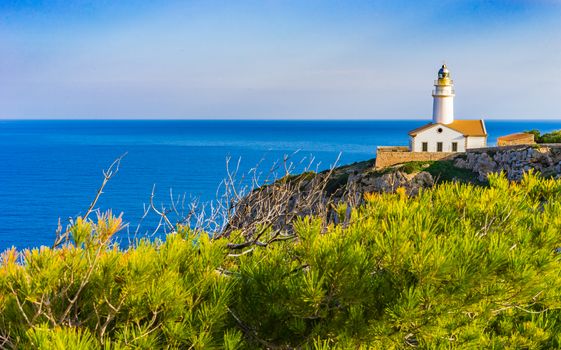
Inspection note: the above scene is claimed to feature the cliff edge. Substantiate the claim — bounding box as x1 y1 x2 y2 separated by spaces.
325 144 561 200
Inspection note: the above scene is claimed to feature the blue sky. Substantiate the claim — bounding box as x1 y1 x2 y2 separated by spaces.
1 0 560 119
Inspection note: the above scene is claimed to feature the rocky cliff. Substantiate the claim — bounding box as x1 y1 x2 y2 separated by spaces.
342 145 561 197
231 145 561 237
454 144 561 181
327 157 476 200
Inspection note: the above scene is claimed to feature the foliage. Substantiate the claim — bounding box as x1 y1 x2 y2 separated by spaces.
400 161 430 174
424 160 482 183
332 158 376 174
3 173 561 348
274 158 375 196
324 173 349 195
275 171 316 185
526 129 561 144
400 160 481 183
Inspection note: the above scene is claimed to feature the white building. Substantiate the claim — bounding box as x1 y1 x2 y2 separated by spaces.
408 64 487 152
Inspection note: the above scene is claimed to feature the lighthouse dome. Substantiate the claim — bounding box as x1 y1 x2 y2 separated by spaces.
438 64 450 79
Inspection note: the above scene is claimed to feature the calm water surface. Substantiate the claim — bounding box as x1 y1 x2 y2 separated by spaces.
1 119 559 250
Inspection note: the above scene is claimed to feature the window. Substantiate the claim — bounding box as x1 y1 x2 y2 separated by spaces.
437 128 443 133
422 142 428 152
452 142 458 152
437 142 443 152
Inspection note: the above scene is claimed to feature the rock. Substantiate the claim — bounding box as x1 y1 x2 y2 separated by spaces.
454 158 468 169
473 152 497 180
408 172 434 195
451 145 561 181
349 169 435 196
231 145 561 238
413 171 434 187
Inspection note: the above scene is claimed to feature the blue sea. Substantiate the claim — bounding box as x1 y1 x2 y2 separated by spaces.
1 119 560 251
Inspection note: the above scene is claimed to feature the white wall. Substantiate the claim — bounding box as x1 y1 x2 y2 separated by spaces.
466 136 487 149
432 95 454 124
411 124 466 152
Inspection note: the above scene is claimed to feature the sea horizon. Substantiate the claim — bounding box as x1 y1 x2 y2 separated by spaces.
2 118 561 251
2 117 561 121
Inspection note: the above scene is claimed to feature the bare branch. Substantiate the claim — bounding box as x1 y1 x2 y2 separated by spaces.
53 153 127 249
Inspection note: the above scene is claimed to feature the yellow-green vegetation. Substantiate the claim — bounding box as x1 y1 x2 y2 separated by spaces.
2 173 561 348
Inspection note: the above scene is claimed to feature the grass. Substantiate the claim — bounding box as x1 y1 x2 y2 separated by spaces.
332 158 376 174
400 161 431 174
425 160 482 183
399 160 481 184
273 171 316 185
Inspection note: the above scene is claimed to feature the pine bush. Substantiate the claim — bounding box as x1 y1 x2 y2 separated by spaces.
2 173 561 348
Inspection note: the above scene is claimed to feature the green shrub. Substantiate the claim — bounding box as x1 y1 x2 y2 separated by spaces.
400 161 429 174
526 129 561 144
400 160 480 183
324 173 349 195
2 173 561 348
424 160 481 183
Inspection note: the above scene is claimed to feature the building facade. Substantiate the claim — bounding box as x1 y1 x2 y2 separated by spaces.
409 120 487 152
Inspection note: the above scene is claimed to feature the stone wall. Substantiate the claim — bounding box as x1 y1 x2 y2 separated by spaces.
455 144 561 181
376 144 561 181
375 146 456 169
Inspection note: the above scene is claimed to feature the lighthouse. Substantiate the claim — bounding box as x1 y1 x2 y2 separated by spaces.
376 62 488 167
405 63 487 153
432 64 455 125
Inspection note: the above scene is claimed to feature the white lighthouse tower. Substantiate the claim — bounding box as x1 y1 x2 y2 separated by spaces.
432 64 455 125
